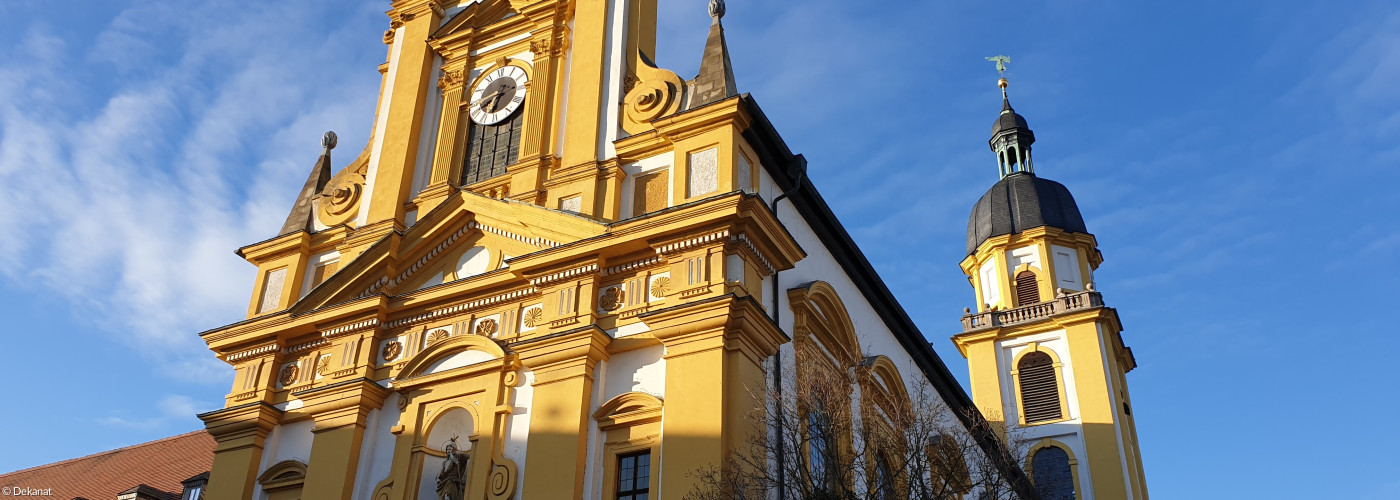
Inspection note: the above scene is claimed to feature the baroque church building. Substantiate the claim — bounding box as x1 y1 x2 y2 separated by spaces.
194 1 1148 499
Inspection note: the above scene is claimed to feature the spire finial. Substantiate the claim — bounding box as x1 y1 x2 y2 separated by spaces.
709 0 725 22
690 0 738 107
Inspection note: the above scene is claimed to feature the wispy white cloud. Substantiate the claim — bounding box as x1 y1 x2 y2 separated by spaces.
97 394 205 431
0 1 384 382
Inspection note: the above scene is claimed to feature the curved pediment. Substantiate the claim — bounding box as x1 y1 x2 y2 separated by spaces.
395 333 509 382
592 391 663 430
257 460 307 490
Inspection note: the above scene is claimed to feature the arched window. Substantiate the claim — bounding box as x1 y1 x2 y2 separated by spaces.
874 454 894 500
1015 270 1040 306
1018 351 1062 423
807 410 831 487
1031 446 1075 500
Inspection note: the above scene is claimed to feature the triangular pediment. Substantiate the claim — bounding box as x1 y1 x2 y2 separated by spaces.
289 191 605 314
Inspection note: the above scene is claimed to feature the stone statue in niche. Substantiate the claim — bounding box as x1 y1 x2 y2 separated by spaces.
436 437 470 500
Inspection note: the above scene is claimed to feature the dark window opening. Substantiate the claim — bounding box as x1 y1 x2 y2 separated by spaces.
1018 351 1063 423
1031 446 1075 500
461 109 524 186
616 450 651 500
1015 270 1040 306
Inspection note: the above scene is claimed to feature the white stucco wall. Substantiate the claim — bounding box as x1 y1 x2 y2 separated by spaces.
352 392 401 500
250 419 314 499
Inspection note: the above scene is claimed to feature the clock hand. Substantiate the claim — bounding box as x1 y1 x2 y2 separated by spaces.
466 89 504 110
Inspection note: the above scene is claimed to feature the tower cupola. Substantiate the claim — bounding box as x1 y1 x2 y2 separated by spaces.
990 78 1036 178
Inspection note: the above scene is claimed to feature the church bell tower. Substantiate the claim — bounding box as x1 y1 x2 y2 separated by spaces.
952 76 1149 500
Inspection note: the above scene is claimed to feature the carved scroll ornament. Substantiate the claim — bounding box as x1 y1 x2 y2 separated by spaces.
621 51 685 134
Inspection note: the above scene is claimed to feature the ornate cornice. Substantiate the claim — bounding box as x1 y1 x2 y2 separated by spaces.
384 287 540 329
653 229 730 255
322 318 381 339
730 233 775 274
225 342 280 362
528 263 598 286
602 256 663 276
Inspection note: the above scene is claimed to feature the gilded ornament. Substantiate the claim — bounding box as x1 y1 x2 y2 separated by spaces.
427 329 450 344
438 69 462 90
521 307 543 328
600 287 625 311
650 276 671 298
315 356 331 376
529 38 551 55
475 318 499 336
279 364 299 386
382 340 402 362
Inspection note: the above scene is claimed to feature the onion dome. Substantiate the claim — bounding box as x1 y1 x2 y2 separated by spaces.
966 172 1087 255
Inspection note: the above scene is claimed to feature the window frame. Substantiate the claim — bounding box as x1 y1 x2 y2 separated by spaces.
614 449 653 500
1024 439 1082 500
1009 343 1072 426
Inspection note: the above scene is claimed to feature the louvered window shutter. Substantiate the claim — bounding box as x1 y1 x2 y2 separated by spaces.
1015 270 1040 306
1018 351 1063 423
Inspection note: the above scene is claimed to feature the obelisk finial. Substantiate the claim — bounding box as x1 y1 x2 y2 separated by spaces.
321 131 338 155
709 0 725 23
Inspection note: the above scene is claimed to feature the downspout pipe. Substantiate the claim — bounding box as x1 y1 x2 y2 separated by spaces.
768 157 806 499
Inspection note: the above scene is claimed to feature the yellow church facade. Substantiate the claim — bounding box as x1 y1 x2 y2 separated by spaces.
194 1 1145 499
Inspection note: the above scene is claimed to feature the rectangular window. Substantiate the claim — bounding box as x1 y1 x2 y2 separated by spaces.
462 110 523 185
311 260 339 287
616 450 651 500
632 170 669 216
687 147 718 197
258 268 287 314
1051 245 1082 291
978 260 1000 308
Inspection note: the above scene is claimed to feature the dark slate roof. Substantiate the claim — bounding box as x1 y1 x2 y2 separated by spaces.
991 97 1029 136
966 172 1087 255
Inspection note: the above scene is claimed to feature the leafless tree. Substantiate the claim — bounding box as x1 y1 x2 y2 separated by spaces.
686 364 1034 500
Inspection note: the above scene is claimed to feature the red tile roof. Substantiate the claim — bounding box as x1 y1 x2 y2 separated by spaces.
0 430 215 500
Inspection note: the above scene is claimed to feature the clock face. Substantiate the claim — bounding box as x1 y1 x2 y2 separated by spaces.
468 65 529 125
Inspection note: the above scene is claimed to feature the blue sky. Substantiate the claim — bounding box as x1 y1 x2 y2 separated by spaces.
1 1 1397 497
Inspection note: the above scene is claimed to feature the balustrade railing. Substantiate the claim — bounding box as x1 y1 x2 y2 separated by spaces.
959 290 1104 332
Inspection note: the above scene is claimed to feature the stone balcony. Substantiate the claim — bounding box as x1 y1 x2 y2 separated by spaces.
960 289 1104 333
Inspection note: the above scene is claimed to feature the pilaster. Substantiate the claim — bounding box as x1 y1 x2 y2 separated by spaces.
515 326 611 499
366 4 445 226
198 402 283 500
294 378 391 500
560 0 610 167
641 295 787 497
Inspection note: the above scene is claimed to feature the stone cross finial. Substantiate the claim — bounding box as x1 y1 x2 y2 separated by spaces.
709 0 725 21
322 131 338 154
